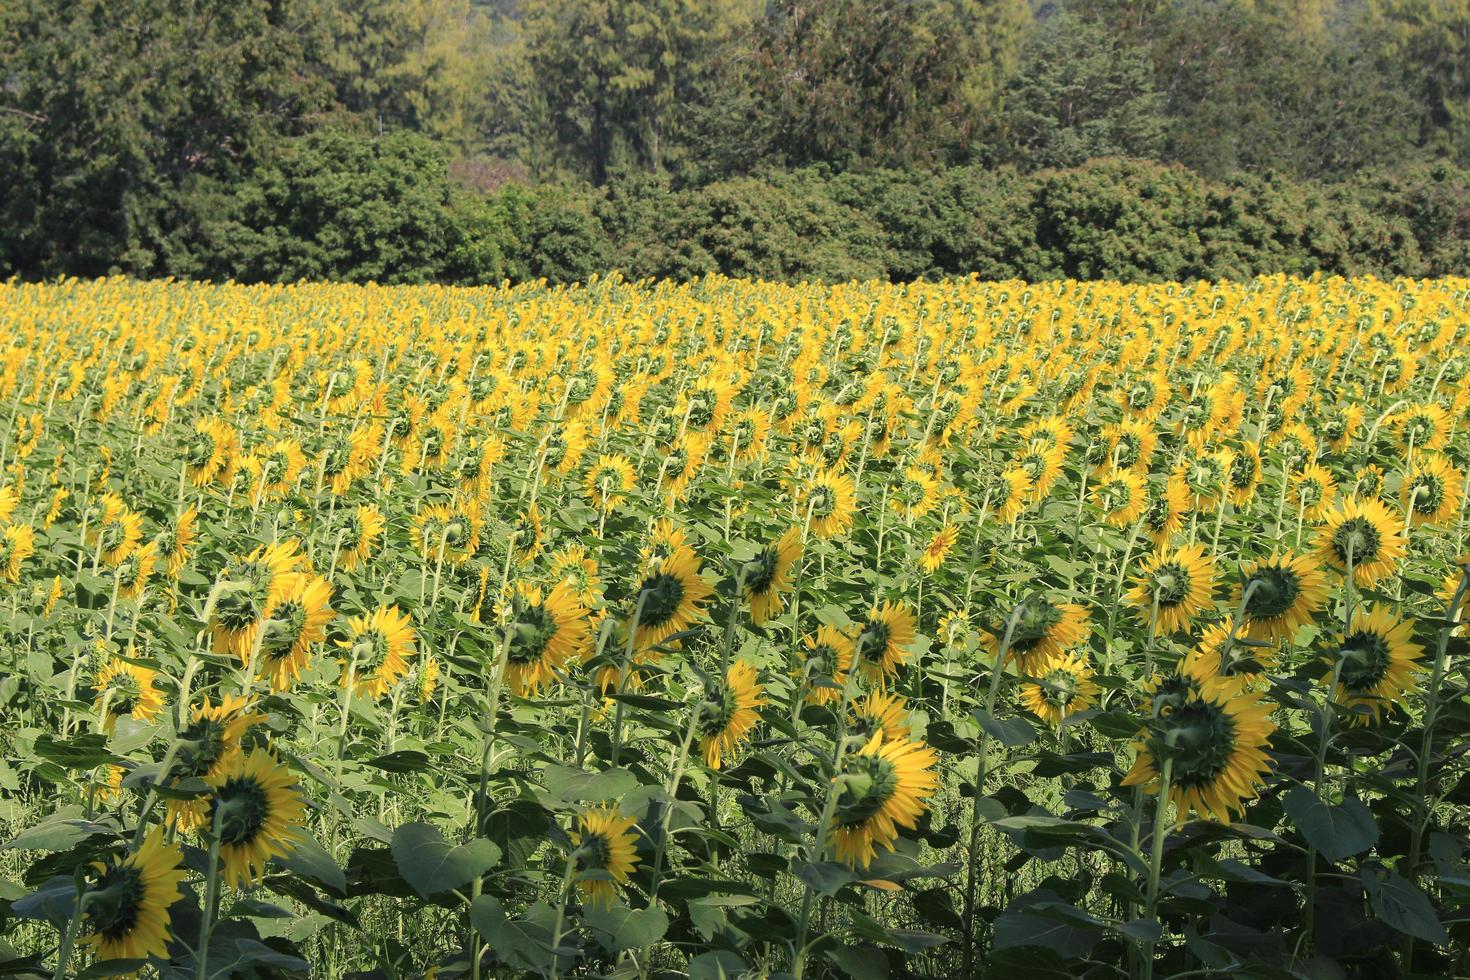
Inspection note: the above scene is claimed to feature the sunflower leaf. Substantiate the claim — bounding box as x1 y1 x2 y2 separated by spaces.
390 822 500 898
1283 787 1378 862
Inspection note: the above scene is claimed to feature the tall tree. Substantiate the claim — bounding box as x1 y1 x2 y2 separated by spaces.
521 0 753 183
0 0 333 277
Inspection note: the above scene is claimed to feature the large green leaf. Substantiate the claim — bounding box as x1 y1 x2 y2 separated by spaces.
1283 787 1378 862
390 822 501 898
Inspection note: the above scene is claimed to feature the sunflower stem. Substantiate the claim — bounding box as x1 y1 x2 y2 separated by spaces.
1141 756 1174 980
1401 561 1470 971
194 808 224 980
48 876 90 980
961 602 1025 978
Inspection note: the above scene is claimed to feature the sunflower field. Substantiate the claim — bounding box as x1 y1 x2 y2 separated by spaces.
1 274 1469 980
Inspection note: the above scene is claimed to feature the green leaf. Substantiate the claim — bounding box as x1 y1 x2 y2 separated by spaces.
1361 868 1448 944
688 951 747 980
582 905 668 953
363 750 430 773
826 943 890 980
3 817 117 853
390 822 501 898
468 896 556 973
543 764 640 801
973 709 1036 748
1283 788 1378 862
278 832 346 896
794 860 856 897
31 733 114 769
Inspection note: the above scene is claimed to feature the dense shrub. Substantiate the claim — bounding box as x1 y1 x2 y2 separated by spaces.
117 143 1470 286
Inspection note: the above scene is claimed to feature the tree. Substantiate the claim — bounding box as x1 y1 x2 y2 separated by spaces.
1363 0 1470 163
1001 14 1166 168
520 0 753 183
738 0 1030 170
0 0 332 278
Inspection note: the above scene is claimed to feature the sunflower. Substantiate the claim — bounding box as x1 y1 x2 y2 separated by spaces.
630 544 713 650
586 454 636 512
889 466 938 521
88 493 143 567
1401 453 1463 527
156 506 196 577
335 504 385 572
1325 605 1424 725
509 502 545 564
1181 621 1273 696
570 806 641 909
248 438 306 500
549 544 602 605
419 656 440 702
853 601 918 682
1394 402 1452 452
209 540 305 659
852 690 914 742
1314 496 1407 588
641 517 688 566
1126 544 1218 636
918 523 957 574
697 661 766 769
980 465 1032 524
499 581 591 696
1226 442 1262 507
410 502 479 567
804 468 856 539
1288 463 1338 521
1091 468 1147 527
1015 440 1065 502
339 604 416 699
986 595 1090 674
828 733 939 869
94 658 165 732
729 408 771 462
799 626 854 705
1238 552 1329 642
1020 651 1100 726
258 573 334 692
80 828 186 963
0 522 35 582
167 694 268 831
743 527 802 625
203 749 305 888
1122 677 1276 822
1355 464 1387 501
116 541 159 601
1100 419 1157 473
1142 477 1191 547
184 417 233 486
1320 403 1363 453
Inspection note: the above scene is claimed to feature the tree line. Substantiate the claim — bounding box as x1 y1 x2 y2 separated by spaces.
2 0 1468 283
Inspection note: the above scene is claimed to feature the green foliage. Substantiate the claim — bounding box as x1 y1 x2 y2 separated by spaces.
191 128 467 284
1001 15 1166 168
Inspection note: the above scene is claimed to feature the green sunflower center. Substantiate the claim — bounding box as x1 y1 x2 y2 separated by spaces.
696 685 739 737
1331 517 1381 564
856 618 891 662
108 676 141 717
835 754 899 828
1409 473 1444 514
507 603 557 666
744 547 780 597
85 861 147 941
1156 699 1238 792
575 831 613 872
637 572 686 629
809 486 836 519
210 775 271 846
1337 630 1391 692
176 717 230 777
1151 563 1193 608
1040 668 1079 706
262 600 308 658
1244 565 1301 619
1099 479 1131 512
1009 598 1064 653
